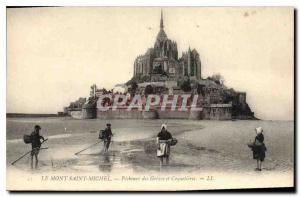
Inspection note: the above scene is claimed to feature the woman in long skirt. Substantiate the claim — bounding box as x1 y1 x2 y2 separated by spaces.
252 127 267 171
156 124 172 166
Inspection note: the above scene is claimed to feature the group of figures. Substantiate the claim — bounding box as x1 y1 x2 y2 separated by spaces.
22 124 266 171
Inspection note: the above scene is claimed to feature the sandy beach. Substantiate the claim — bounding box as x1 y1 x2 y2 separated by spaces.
6 118 294 190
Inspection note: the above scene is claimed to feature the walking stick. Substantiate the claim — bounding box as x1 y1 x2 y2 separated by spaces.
75 141 102 155
11 138 48 165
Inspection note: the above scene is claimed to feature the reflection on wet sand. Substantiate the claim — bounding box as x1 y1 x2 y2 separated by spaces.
98 153 114 173
18 138 251 174
7 119 294 176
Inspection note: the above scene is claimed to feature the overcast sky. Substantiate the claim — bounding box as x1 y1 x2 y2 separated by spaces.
7 7 294 120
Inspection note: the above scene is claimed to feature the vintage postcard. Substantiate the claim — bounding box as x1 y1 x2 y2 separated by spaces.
6 7 294 191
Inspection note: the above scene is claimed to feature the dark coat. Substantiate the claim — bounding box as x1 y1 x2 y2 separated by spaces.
157 130 172 140
252 133 267 161
30 131 45 149
103 128 113 141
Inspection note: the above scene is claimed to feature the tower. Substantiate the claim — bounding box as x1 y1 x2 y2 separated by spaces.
160 10 164 29
156 10 168 42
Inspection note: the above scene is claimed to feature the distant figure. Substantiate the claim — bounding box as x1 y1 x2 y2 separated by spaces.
30 125 45 169
157 124 172 166
250 127 267 171
102 123 113 153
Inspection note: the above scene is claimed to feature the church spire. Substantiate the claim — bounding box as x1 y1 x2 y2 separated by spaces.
160 10 164 29
156 10 167 42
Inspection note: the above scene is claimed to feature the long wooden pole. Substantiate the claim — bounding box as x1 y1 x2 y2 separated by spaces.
11 138 48 165
75 141 102 155
11 147 48 165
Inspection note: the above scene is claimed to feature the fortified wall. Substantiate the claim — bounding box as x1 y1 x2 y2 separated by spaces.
64 11 255 120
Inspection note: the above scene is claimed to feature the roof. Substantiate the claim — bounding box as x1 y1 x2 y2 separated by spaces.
156 29 168 41
210 104 232 108
138 82 165 87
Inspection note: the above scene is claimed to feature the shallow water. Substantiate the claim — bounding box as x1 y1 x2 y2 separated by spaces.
7 118 294 175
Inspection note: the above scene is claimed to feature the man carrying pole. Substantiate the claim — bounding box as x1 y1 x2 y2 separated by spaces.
30 125 46 169
102 123 113 153
74 123 114 155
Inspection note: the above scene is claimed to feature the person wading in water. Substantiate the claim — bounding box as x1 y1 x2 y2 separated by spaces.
30 125 45 169
156 124 173 166
103 123 113 153
251 127 267 171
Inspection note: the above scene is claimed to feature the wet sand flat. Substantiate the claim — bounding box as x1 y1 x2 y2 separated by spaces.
6 118 294 190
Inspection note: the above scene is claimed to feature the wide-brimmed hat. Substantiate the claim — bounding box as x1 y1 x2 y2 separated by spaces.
255 127 263 134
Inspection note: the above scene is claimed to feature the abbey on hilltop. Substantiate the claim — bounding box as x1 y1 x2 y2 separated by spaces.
62 10 256 120
133 11 201 82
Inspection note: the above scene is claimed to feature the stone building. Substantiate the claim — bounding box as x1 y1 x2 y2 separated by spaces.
63 11 255 121
133 11 201 81
202 104 232 120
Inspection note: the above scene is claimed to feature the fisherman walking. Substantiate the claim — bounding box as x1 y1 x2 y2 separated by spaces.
248 127 267 171
101 123 113 153
30 125 45 169
156 124 173 166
